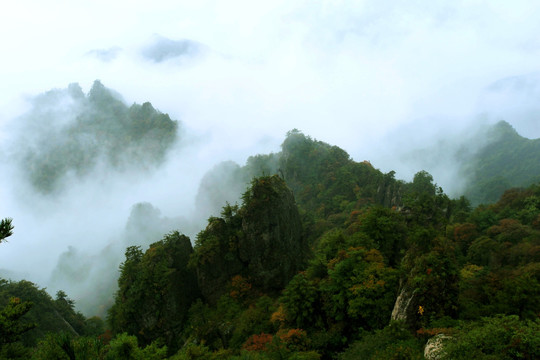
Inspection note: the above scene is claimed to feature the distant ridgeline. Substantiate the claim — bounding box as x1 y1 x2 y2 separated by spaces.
14 80 179 194
196 129 467 245
462 121 540 205
197 129 404 217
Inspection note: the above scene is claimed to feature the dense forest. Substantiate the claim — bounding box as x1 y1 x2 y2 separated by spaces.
1 127 539 359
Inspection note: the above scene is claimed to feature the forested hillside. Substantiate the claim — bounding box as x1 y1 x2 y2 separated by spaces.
12 80 179 194
1 131 539 359
462 121 540 205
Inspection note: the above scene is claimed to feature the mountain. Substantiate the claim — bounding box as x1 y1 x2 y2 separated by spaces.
11 80 180 194
2 126 539 358
195 130 406 243
463 120 540 205
0 279 104 347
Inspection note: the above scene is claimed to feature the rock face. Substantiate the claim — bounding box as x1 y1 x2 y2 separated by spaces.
240 175 306 291
194 216 246 304
195 175 306 303
390 284 418 327
424 334 451 360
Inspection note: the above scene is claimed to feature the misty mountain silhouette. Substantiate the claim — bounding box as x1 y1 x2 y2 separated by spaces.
141 34 204 63
13 80 179 194
462 120 540 205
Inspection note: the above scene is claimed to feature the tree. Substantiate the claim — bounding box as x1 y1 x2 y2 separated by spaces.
321 247 398 332
403 171 451 229
108 232 199 354
409 170 436 196
0 219 35 356
406 237 459 327
0 297 35 346
339 321 423 360
441 316 540 359
105 333 167 360
358 206 407 266
0 218 14 243
281 273 319 329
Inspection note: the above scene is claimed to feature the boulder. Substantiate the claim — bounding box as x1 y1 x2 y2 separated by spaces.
424 334 451 360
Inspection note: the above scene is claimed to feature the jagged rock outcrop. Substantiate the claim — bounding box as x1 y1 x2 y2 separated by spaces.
194 216 246 304
194 175 306 303
390 284 418 328
240 175 306 291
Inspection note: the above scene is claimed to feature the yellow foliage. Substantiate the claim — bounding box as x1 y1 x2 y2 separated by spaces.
364 248 384 264
460 264 483 280
270 304 287 325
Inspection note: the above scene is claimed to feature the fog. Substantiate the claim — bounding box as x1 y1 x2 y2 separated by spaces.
1 0 540 315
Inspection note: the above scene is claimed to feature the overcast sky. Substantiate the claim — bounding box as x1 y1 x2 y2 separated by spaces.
2 1 540 296
2 0 540 151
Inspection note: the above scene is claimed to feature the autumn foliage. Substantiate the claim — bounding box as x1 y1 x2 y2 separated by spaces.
277 328 309 351
242 333 273 351
230 275 252 300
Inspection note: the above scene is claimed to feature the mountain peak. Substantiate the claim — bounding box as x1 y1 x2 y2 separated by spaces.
489 120 520 140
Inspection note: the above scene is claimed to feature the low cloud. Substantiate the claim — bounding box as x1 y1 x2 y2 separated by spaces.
476 72 540 138
86 47 122 62
141 34 206 63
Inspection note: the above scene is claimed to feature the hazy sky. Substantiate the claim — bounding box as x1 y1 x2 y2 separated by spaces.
2 1 540 149
1 1 540 304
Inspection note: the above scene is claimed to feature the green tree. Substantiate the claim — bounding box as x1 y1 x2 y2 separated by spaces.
321 247 398 332
281 273 320 329
0 218 14 243
0 219 35 358
339 321 423 360
0 297 35 346
108 232 199 354
441 315 540 359
403 171 451 229
0 279 90 346
358 206 407 266
31 332 107 360
104 333 167 360
405 237 459 327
